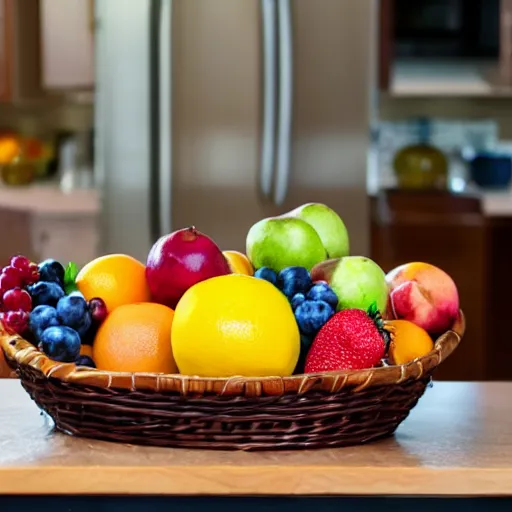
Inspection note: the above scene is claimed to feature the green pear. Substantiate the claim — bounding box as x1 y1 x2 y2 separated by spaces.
329 256 388 312
287 203 349 258
246 217 326 272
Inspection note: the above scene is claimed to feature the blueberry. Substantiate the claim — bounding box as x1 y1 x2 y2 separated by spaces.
294 334 314 374
75 355 96 368
57 294 92 338
38 259 65 286
254 267 278 285
29 281 65 307
29 305 60 340
81 324 97 346
277 267 312 298
39 326 81 362
307 283 338 309
291 293 306 311
295 300 334 336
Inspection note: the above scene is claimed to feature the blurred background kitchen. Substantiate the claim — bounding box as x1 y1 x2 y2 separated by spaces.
1 0 512 381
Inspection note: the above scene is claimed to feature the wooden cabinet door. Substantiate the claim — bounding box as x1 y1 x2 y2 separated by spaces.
40 0 94 89
0 0 12 101
378 0 393 91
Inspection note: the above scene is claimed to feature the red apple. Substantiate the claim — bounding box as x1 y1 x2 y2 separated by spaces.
146 227 231 308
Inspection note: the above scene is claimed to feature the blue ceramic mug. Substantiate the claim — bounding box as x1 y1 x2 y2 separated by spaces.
469 152 512 190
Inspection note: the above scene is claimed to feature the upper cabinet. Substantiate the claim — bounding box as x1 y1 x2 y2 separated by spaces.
0 0 11 101
379 0 512 97
40 0 94 90
0 0 42 102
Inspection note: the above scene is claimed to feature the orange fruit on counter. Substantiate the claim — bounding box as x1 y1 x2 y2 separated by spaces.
76 254 150 313
0 136 20 164
222 250 254 276
387 319 434 365
93 302 177 374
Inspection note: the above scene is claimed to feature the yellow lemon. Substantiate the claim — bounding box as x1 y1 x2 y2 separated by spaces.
223 250 254 276
172 274 299 377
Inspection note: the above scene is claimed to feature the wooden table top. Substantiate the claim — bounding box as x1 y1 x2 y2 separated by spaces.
0 380 511 497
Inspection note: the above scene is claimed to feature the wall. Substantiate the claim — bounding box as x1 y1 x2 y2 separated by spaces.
380 95 512 139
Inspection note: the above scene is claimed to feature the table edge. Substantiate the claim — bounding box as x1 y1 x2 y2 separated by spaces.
0 466 510 496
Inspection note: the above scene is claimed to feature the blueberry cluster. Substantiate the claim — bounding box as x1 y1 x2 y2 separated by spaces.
27 259 107 367
254 266 338 371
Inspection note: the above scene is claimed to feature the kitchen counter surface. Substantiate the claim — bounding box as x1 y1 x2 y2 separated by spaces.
1 380 512 497
0 184 99 216
482 190 512 216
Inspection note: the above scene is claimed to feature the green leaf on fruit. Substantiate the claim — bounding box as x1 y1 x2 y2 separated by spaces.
63 262 80 295
367 301 379 317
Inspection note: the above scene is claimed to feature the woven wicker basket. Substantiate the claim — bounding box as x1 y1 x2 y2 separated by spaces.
1 311 464 451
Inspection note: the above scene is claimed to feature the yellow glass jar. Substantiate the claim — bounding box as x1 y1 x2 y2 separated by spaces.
393 143 448 189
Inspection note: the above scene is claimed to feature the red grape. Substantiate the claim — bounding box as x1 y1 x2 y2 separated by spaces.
10 255 30 272
10 255 39 286
24 263 39 286
3 288 32 312
0 266 23 292
2 310 29 335
89 297 108 325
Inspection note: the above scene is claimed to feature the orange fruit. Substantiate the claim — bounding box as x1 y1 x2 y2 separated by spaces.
93 302 177 373
223 250 254 276
76 254 150 313
387 319 434 365
80 345 93 357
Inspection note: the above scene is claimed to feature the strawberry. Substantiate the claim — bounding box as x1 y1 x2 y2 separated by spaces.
305 303 389 372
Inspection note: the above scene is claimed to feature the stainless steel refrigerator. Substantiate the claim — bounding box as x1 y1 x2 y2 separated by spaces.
94 0 376 263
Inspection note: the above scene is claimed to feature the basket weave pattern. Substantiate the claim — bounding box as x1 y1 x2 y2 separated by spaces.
1 312 464 451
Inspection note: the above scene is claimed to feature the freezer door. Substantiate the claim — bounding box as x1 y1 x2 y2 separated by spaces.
275 0 375 256
170 0 280 252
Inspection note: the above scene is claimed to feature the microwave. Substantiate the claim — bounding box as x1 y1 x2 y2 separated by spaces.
393 0 500 59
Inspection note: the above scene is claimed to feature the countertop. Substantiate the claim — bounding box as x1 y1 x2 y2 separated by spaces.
0 184 99 216
482 190 512 216
1 380 512 497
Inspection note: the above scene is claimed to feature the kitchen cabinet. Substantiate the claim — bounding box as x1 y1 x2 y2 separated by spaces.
0 0 41 102
40 0 94 90
370 190 487 381
0 186 99 268
0 0 11 101
379 0 512 96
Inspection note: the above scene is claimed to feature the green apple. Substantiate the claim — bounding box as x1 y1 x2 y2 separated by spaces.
246 217 326 272
287 203 349 258
329 256 388 312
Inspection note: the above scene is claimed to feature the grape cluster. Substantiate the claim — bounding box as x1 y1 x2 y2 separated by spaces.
0 255 39 335
254 265 338 372
0 256 108 367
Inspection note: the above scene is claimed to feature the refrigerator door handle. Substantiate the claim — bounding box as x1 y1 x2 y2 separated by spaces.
260 0 277 199
274 0 293 206
158 0 173 237
149 0 163 242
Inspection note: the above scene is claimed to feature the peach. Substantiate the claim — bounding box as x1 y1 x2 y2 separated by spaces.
385 262 459 335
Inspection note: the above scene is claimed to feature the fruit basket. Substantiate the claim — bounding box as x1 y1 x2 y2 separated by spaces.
0 204 466 450
0 311 463 451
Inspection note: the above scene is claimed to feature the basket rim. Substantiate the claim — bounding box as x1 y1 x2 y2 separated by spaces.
0 311 465 397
